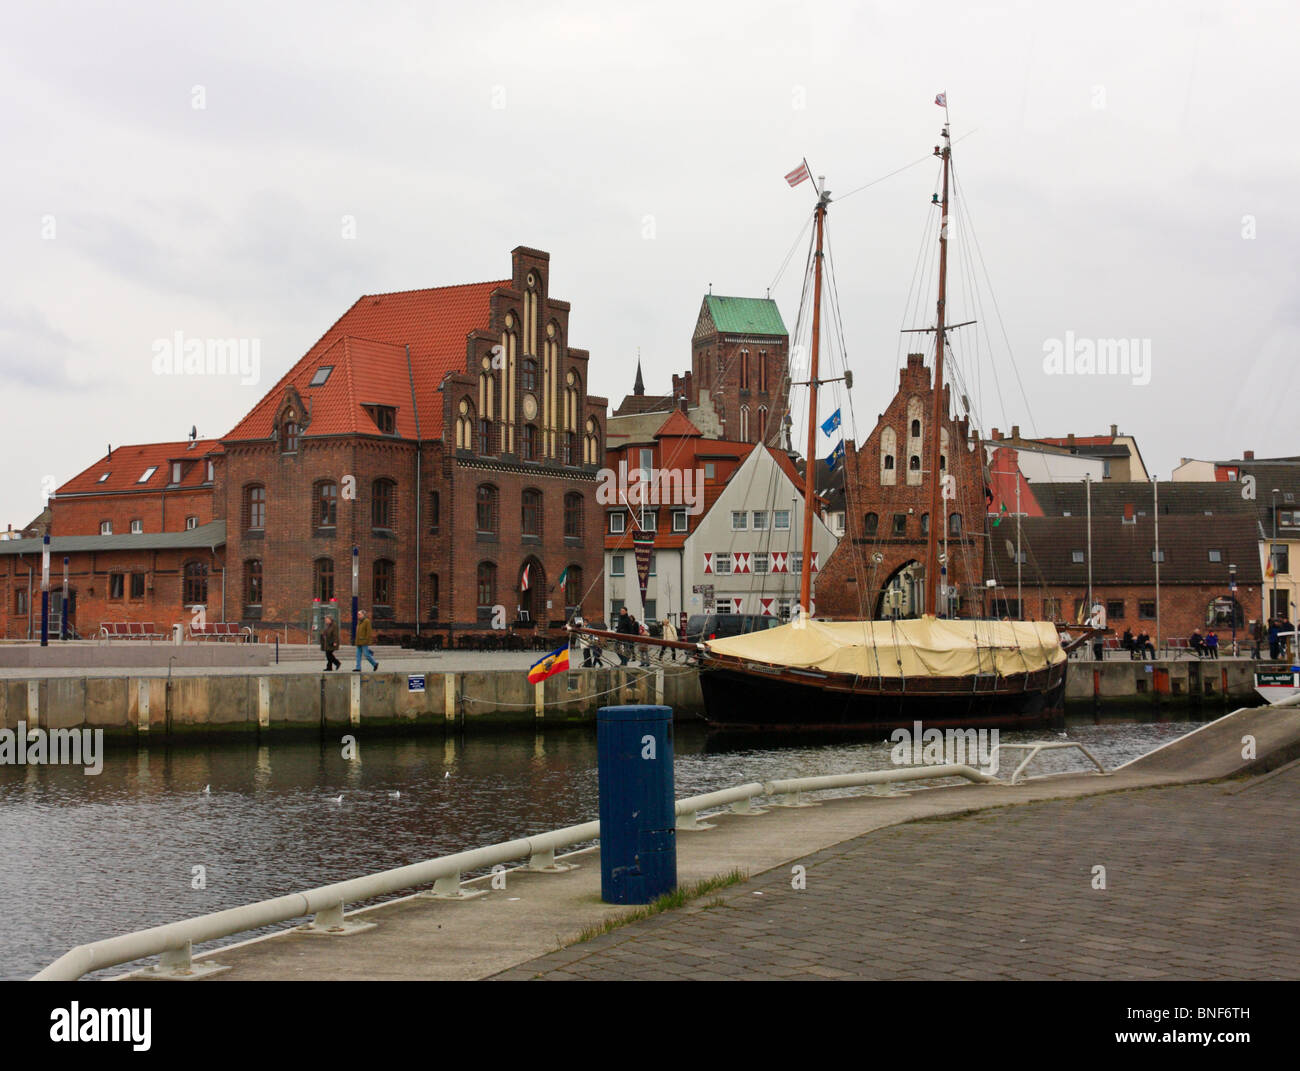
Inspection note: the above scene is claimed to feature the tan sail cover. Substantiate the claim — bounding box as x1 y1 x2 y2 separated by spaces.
704 618 1066 679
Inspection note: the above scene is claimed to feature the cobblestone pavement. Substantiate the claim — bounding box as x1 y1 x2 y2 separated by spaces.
493 764 1300 981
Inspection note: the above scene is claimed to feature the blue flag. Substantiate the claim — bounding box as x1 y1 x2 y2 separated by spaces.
821 409 841 436
825 440 845 470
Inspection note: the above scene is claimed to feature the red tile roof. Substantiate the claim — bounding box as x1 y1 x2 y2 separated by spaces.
58 440 221 496
653 410 703 439
1037 435 1116 448
985 446 1044 517
225 281 509 442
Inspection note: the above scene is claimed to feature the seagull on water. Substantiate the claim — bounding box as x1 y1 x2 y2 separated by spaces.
201 785 211 795
330 794 344 805
444 771 451 779
388 790 401 799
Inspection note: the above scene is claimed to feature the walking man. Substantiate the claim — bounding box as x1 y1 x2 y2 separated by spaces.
354 609 379 672
321 615 341 671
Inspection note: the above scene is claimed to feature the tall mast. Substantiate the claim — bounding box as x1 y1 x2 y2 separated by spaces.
924 125 952 618
799 183 829 615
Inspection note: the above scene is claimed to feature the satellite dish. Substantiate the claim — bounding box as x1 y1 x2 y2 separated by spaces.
189 425 197 440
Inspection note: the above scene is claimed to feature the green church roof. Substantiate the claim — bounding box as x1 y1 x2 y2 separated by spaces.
703 295 787 337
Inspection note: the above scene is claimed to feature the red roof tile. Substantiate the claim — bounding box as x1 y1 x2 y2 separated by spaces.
225 281 509 443
58 440 221 496
653 410 703 439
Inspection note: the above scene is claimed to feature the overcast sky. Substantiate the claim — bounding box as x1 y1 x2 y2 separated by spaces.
2 0 1295 527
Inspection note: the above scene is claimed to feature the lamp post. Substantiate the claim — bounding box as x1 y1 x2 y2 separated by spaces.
1229 563 1237 657
1272 488 1280 624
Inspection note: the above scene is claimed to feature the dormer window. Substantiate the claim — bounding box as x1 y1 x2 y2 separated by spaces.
171 462 183 484
280 420 299 453
364 405 397 435
206 460 214 482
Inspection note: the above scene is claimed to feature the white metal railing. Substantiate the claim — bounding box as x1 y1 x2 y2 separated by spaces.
32 757 1062 981
987 741 1108 784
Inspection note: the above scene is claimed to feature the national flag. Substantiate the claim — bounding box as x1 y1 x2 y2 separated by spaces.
821 409 841 436
556 565 570 590
1266 556 1275 579
527 645 570 684
934 92 947 108
785 161 810 187
825 440 845 471
521 563 530 591
991 502 1008 527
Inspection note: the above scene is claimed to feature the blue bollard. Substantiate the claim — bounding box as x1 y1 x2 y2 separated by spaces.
597 704 676 904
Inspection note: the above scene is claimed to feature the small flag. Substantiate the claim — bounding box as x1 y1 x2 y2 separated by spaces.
527 646 570 685
821 409 841 436
934 92 947 108
1266 556 1275 579
556 565 569 590
991 502 1008 527
825 440 845 471
521 563 531 591
785 161 810 187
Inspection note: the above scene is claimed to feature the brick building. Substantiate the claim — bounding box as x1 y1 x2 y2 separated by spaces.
816 353 985 619
1 246 608 641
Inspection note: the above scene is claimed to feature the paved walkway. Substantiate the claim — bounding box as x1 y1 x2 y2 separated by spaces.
492 762 1300 980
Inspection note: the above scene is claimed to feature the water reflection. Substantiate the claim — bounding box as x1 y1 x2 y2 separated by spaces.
0 708 1205 980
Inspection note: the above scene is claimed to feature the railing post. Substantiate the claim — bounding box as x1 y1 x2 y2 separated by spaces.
525 847 578 873
144 940 230 979
298 901 376 935
418 872 487 901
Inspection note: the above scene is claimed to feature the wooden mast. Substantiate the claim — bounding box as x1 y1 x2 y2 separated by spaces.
924 125 951 618
799 183 829 616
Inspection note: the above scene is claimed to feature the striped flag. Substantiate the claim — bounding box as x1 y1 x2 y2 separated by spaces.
785 161 810 187
934 92 947 107
527 646 570 684
521 563 531 591
556 565 569 590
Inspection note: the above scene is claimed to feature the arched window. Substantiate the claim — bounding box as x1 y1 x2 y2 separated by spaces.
921 513 930 536
911 419 921 438
244 559 263 611
371 479 395 529
584 417 601 465
280 420 299 453
909 455 921 471
740 349 750 390
740 405 750 441
183 561 208 605
564 493 584 539
948 512 963 536
313 558 334 602
315 480 338 528
520 424 537 461
457 398 476 451
758 405 768 443
476 561 497 621
478 418 494 455
863 512 879 536
373 559 394 608
521 358 538 393
883 455 895 469
564 565 584 613
243 485 266 530
476 485 498 534
880 426 897 486
521 488 543 537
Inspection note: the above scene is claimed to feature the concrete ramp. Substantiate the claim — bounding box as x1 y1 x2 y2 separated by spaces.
1121 698 1300 780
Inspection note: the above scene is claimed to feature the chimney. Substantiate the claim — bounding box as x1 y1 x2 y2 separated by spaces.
1067 433 1076 451
1011 424 1020 440
1244 450 1255 460
678 394 688 415
1110 424 1118 437
991 427 1001 441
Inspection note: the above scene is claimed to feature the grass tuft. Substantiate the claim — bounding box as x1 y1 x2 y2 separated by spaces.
572 868 748 943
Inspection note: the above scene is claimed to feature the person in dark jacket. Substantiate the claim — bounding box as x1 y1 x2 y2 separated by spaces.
354 610 379 672
1189 630 1206 658
321 616 341 671
1122 628 1136 658
615 607 638 665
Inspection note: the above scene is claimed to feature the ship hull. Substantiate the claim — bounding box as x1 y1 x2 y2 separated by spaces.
698 660 1067 732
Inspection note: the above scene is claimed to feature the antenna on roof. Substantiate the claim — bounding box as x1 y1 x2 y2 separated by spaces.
708 283 712 295
107 443 112 459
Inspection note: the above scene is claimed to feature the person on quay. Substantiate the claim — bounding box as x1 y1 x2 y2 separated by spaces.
321 615 342 671
661 615 679 662
1189 629 1206 658
615 607 638 665
353 609 379 672
1205 628 1219 659
569 606 596 669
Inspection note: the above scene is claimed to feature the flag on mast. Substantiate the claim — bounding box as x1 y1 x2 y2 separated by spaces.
820 408 841 436
785 161 810 187
825 441 845 471
934 92 947 107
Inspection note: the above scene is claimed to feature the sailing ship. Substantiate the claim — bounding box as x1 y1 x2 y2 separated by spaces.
693 117 1080 730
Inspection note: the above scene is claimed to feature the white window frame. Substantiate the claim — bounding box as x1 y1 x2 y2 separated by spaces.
138 466 157 483
171 462 182 483
186 516 199 531
130 519 142 534
714 554 732 576
672 510 688 532
609 511 626 534
640 509 657 532
774 510 791 530
752 510 768 530
731 511 748 531
753 553 769 574
100 521 112 535
1071 550 1085 563
611 554 625 577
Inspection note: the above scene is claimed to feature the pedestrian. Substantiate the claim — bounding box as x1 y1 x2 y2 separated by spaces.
569 606 595 669
1189 629 1205 658
1268 618 1280 660
1122 628 1135 659
661 615 679 662
353 609 379 672
636 619 652 667
1205 629 1219 659
615 607 638 665
321 615 341 671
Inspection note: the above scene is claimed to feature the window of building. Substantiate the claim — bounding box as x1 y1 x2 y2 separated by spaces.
521 358 538 393
183 561 208 605
754 553 769 574
521 424 537 461
640 509 656 532
714 554 732 575
883 455 895 470
97 472 110 483
564 493 583 539
522 489 543 538
863 512 878 536
138 467 157 483
373 559 394 608
371 479 395 529
752 511 768 530
100 520 112 535
309 365 333 386
704 462 716 480
1207 549 1221 562
185 515 198 530
921 513 929 537
758 350 768 392
477 485 498 535
15 589 28 615
909 456 920 471
892 513 907 537
774 510 790 530
1011 550 1027 564
428 572 440 619
130 519 142 534
611 554 625 577
792 552 804 574
948 512 963 536
639 448 654 473
1151 549 1165 563
109 573 124 600
317 481 338 528
672 510 688 532
563 431 577 465
731 511 748 531
244 485 266 530
429 491 440 534
910 419 921 437
648 552 657 577
1106 599 1125 620
280 422 299 453
206 460 214 482
476 562 497 621
716 598 733 615
244 559 262 608
644 598 657 621
609 511 626 534
478 418 495 455
171 462 182 484
1272 545 1290 574
313 559 334 603
739 349 749 390
1043 597 1061 620
564 566 583 612
130 573 145 599
1071 550 1085 563
366 405 397 434
1139 600 1156 619
992 598 1023 618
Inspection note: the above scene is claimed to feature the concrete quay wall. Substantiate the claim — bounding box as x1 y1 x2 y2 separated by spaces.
1062 657 1258 706
0 666 706 739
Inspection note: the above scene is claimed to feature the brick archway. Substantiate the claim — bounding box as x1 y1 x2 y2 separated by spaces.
517 557 546 624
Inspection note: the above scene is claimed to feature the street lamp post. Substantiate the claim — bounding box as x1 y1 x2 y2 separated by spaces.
1229 563 1237 657
1272 488 1280 624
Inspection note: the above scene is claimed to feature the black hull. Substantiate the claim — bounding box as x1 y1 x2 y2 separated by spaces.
698 665 1067 732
